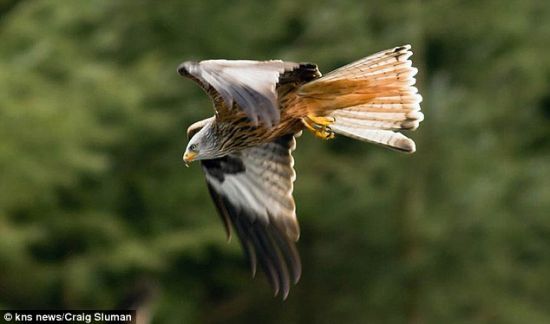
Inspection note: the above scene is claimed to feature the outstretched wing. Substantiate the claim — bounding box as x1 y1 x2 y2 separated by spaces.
178 60 320 126
200 134 300 299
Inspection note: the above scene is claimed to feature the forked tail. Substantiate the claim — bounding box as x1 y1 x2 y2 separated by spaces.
297 45 423 153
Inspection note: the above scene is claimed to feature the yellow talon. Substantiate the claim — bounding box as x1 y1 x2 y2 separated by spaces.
307 115 335 126
302 115 335 140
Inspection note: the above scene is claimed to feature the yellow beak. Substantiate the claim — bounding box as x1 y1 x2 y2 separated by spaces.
183 151 197 164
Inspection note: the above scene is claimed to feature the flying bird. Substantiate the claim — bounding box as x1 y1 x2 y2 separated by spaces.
177 45 424 299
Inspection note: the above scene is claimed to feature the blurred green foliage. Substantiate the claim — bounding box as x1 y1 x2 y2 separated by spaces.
1 0 550 323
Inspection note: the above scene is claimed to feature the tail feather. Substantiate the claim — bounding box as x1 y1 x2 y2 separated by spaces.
330 124 416 153
297 45 423 153
332 109 424 130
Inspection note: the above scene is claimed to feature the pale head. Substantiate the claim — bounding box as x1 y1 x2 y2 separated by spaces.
183 117 225 164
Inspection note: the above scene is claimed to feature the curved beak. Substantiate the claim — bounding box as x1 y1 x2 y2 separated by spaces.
183 151 197 165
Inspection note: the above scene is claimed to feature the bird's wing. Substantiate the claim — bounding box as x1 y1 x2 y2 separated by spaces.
200 133 300 299
178 60 320 126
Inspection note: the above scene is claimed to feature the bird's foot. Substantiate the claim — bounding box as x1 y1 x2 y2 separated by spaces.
302 115 335 140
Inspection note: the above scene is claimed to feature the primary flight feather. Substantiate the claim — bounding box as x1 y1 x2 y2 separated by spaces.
178 45 424 299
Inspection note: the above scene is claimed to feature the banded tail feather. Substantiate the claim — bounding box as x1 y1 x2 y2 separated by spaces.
297 45 423 153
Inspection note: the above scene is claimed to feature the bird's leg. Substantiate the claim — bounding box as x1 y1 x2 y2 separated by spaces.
302 115 336 140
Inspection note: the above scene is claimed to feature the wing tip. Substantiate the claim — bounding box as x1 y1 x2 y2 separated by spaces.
395 44 412 51
177 61 196 76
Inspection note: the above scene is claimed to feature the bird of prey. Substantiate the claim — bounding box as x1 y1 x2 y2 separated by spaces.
177 45 423 299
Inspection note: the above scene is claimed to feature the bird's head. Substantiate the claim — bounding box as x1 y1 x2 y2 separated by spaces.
183 117 224 164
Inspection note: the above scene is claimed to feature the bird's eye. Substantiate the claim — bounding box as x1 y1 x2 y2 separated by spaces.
189 144 198 151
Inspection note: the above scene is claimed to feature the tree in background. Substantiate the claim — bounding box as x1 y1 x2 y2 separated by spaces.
1 1 550 323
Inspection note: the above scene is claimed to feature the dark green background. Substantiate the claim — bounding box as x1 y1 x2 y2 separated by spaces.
1 1 550 323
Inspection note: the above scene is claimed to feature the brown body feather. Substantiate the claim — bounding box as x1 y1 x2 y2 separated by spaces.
207 63 322 147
